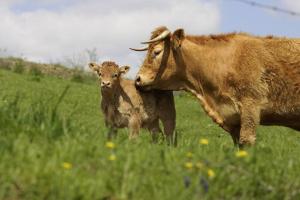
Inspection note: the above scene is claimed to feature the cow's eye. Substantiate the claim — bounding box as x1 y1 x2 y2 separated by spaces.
112 73 118 78
152 49 162 59
154 50 161 55
98 72 102 76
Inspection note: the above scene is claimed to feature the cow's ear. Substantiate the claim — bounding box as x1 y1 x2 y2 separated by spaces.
119 65 130 75
89 62 100 73
172 28 185 49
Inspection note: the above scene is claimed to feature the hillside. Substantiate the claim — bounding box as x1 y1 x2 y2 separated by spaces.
0 67 300 200
0 57 96 82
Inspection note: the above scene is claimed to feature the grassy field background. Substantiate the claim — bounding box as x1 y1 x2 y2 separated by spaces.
0 68 300 200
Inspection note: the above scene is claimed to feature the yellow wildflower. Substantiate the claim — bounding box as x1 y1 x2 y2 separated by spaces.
186 152 193 158
105 141 115 149
62 162 72 170
184 162 193 170
199 138 209 145
195 162 203 169
108 154 116 161
235 150 248 158
207 169 215 179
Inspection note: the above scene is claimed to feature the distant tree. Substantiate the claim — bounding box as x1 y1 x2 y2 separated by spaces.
86 48 99 63
63 52 87 70
0 48 8 58
63 48 100 70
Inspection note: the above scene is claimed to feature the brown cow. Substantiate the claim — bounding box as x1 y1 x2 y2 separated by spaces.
131 26 300 146
89 61 176 142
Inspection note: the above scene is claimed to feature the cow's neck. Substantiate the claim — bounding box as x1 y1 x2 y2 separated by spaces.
179 39 232 96
175 39 234 127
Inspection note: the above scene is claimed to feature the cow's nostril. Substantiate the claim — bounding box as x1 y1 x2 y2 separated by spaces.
136 76 141 83
101 81 111 87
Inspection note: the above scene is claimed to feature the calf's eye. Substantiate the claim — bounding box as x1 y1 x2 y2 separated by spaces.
112 73 118 78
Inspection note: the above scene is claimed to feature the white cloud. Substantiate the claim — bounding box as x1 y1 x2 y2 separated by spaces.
281 0 300 12
0 0 220 77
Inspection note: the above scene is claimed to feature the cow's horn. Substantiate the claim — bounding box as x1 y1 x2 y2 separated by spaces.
129 47 148 51
141 30 171 44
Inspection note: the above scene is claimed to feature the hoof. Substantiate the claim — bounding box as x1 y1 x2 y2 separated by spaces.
129 134 138 140
239 135 256 147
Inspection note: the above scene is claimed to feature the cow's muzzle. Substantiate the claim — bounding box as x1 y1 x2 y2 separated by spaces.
135 76 141 86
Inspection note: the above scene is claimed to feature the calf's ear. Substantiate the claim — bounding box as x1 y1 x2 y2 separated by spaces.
172 28 185 49
89 62 100 73
119 66 130 75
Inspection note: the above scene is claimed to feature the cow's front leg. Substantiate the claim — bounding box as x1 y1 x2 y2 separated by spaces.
157 91 176 145
239 101 260 146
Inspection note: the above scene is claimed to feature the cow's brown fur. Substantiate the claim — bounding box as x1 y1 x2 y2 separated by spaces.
89 61 176 142
135 26 300 146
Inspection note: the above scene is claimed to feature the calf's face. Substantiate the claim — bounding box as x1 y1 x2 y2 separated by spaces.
89 61 130 90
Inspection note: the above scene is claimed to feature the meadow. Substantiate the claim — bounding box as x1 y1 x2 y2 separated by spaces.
0 68 300 200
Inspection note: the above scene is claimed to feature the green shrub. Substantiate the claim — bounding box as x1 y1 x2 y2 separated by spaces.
0 59 12 70
71 72 84 83
30 76 41 82
13 60 25 74
28 66 43 77
28 66 43 81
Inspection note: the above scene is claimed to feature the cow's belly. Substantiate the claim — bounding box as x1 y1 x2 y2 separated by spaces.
260 110 300 130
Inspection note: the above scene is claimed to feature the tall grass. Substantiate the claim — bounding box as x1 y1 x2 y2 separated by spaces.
0 86 72 140
0 69 299 200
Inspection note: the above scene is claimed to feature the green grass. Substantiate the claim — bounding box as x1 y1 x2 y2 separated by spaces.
0 68 300 200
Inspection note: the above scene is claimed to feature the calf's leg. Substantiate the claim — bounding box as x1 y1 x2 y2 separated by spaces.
107 126 118 140
148 118 162 143
128 114 141 140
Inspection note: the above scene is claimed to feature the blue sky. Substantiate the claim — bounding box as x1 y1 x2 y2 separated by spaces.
220 0 300 37
0 0 299 75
